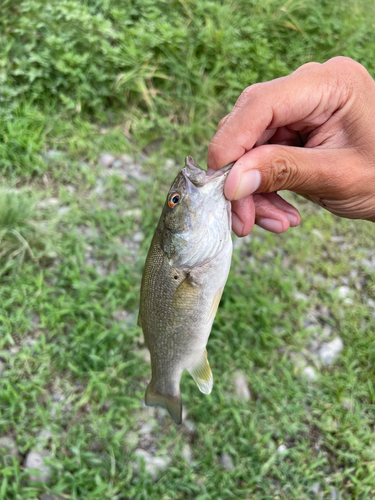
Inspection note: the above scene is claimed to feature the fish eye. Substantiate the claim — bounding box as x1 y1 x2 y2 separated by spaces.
168 192 181 208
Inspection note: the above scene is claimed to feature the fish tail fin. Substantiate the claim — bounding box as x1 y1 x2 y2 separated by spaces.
187 350 213 394
145 380 182 425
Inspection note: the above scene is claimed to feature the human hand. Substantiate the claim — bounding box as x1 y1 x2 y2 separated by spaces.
207 57 375 236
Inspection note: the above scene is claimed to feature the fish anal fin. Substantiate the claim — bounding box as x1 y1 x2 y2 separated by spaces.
187 350 213 394
208 288 223 323
145 380 182 425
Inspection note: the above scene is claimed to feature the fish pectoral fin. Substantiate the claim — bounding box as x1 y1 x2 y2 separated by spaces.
187 350 213 394
145 380 182 425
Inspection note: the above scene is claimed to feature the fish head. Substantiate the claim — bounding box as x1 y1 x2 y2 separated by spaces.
162 156 233 268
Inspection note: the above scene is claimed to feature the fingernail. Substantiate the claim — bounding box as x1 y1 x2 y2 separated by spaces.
257 218 283 233
285 213 299 227
234 169 261 200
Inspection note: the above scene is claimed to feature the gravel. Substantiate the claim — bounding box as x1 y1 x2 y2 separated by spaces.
133 449 171 480
318 337 344 366
337 286 351 299
220 452 234 471
302 366 318 382
181 444 193 464
24 450 52 483
0 436 19 459
277 444 288 455
234 372 251 402
99 153 116 168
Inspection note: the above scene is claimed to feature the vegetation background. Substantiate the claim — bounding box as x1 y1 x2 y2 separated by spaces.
1 0 375 498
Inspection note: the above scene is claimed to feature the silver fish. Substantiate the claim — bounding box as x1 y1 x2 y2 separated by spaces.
138 156 233 424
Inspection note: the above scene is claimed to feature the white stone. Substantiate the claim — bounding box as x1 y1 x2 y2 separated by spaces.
134 449 170 480
318 337 344 366
341 398 354 411
0 436 18 458
181 444 193 464
58 206 70 216
121 154 134 164
330 487 339 500
311 482 321 496
277 444 288 455
164 159 176 169
312 229 324 240
293 292 309 302
24 450 52 483
337 286 351 299
184 420 196 433
99 153 116 168
302 366 318 382
139 421 156 435
220 452 234 471
132 232 144 243
234 372 251 402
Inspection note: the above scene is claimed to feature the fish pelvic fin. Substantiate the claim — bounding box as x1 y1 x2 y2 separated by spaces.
187 350 213 395
145 380 182 425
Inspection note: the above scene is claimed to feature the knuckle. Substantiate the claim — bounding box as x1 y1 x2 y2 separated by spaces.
261 151 296 191
328 57 371 88
235 83 263 109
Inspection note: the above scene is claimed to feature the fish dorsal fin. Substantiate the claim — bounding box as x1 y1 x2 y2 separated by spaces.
187 350 213 394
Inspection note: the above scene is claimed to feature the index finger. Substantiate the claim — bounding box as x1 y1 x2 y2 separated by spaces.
207 57 355 170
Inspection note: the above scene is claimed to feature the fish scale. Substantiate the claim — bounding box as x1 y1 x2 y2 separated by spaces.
138 156 233 424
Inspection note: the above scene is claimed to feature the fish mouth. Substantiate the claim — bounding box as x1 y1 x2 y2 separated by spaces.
183 156 234 188
204 162 234 184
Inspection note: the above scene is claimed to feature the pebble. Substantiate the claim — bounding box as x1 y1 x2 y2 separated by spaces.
184 419 196 433
112 159 123 169
134 449 171 480
139 421 156 435
220 452 234 471
43 150 65 161
330 487 339 500
337 286 351 299
181 444 193 464
312 229 324 240
311 482 322 497
164 158 176 170
132 232 144 243
0 436 18 459
24 450 52 483
318 337 344 366
293 292 309 302
126 432 139 450
277 444 288 455
302 366 318 382
330 236 345 243
290 352 307 371
121 154 134 164
234 372 251 402
99 153 116 168
341 398 354 411
37 198 59 209
57 206 70 216
122 208 142 220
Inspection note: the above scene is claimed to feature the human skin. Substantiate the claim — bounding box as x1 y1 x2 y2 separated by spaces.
207 57 375 236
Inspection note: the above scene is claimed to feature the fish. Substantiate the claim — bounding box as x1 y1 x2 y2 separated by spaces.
138 156 233 424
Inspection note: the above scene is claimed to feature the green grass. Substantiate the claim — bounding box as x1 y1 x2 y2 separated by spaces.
1 0 375 498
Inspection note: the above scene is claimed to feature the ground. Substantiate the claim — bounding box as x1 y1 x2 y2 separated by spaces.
1 1 375 499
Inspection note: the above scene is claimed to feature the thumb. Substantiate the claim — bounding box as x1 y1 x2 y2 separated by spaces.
225 144 365 202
